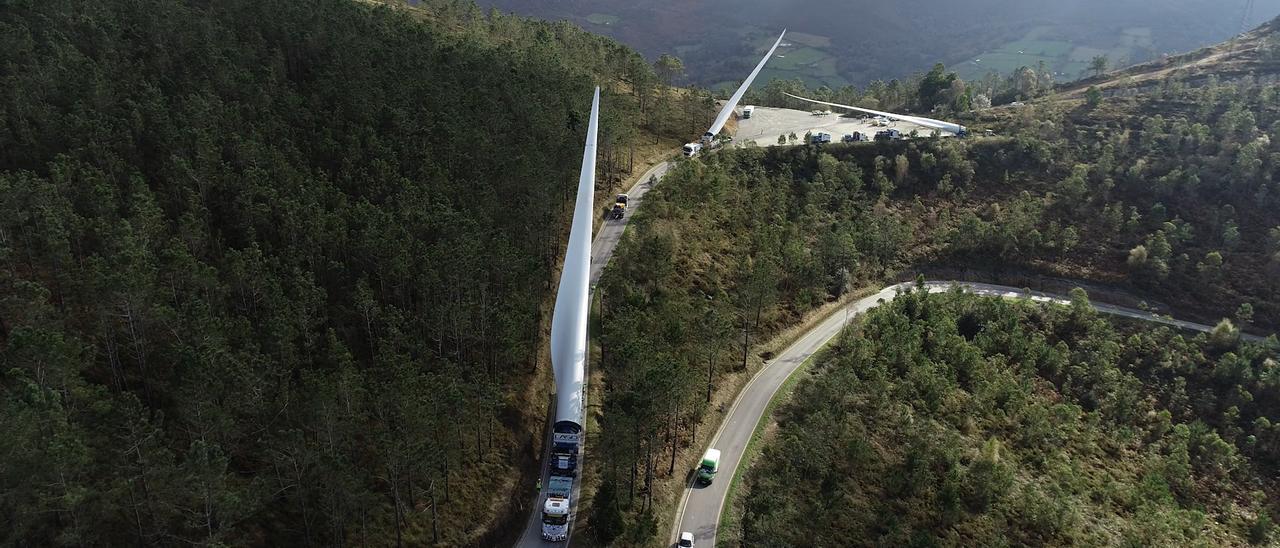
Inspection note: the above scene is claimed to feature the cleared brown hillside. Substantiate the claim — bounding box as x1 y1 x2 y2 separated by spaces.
1057 15 1280 98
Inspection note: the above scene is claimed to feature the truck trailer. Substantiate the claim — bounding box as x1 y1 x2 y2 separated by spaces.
550 421 582 477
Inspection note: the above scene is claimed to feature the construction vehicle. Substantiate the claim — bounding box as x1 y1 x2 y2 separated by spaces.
842 132 869 143
874 129 902 142
696 448 721 485
610 194 628 220
541 476 573 541
810 132 832 144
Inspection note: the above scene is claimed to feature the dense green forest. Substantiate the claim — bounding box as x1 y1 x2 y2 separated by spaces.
590 65 1280 542
741 286 1279 546
0 0 707 544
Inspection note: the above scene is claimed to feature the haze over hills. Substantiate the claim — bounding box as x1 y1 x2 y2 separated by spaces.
475 0 1280 89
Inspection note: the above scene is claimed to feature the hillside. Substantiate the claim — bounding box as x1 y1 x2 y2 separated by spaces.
742 288 1278 546
1058 15 1280 97
0 0 706 545
474 0 1280 89
592 18 1280 546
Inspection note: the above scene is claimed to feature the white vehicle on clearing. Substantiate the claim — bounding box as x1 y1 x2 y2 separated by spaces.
682 142 703 157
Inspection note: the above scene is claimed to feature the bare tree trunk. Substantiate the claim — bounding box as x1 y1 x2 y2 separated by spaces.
360 508 368 548
707 352 715 402
441 458 450 502
407 471 417 509
121 298 153 405
429 479 440 544
390 468 404 548
628 458 636 504
644 443 655 512
127 480 146 543
668 404 678 475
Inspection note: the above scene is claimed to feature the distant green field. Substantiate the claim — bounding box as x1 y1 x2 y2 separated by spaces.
1069 45 1108 62
785 31 832 49
771 47 829 71
956 27 1158 81
958 52 1053 78
997 39 1074 57
756 66 849 90
675 43 704 57
585 13 619 25
1122 27 1153 44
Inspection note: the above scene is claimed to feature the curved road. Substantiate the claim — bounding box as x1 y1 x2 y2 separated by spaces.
514 158 673 547
671 280 1270 546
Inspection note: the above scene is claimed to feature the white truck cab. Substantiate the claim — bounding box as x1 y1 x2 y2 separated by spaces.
541 495 570 541
682 142 703 157
742 105 755 119
541 475 574 541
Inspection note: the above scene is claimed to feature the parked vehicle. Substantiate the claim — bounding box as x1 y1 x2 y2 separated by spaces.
810 132 832 144
874 129 902 142
683 142 703 157
742 105 754 119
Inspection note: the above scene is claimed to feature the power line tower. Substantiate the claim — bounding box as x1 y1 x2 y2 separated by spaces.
1230 0 1256 56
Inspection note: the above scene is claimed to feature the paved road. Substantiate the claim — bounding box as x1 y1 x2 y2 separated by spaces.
590 161 673 285
670 280 1269 546
514 158 673 547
